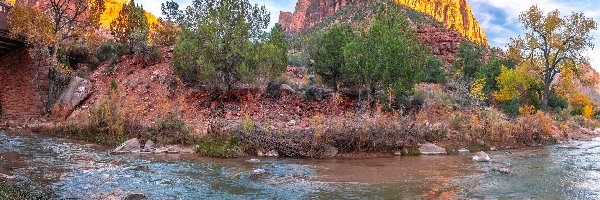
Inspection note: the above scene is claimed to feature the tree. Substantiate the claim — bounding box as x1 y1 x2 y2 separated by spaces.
110 0 149 47
172 0 270 93
453 40 485 79
314 24 354 88
47 0 89 56
342 4 427 107
511 5 597 110
87 0 106 29
161 0 180 21
255 24 288 78
493 65 542 103
423 56 446 84
7 6 55 46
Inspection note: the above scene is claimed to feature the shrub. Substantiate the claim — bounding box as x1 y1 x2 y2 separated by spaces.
149 110 190 145
504 98 522 118
0 182 54 200
197 136 241 158
423 56 446 84
96 40 126 62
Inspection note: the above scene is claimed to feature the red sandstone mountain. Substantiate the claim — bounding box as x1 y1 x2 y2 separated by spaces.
279 0 488 45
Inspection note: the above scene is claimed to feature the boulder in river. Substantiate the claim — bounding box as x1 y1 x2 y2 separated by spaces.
473 151 491 162
265 150 279 157
123 193 147 200
143 140 155 150
113 138 141 154
494 168 511 174
418 143 447 155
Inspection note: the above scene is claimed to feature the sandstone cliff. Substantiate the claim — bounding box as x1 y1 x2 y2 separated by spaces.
279 0 355 37
279 0 488 45
100 0 160 29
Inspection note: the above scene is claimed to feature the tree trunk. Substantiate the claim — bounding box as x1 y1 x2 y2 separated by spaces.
541 77 551 111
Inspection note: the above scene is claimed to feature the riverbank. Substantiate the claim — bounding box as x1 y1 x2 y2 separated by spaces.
3 108 600 159
2 130 600 199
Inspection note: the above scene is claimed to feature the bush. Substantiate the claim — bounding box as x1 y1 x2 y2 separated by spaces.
0 182 54 200
423 56 446 84
149 110 190 145
96 40 126 62
197 136 241 158
504 98 522 118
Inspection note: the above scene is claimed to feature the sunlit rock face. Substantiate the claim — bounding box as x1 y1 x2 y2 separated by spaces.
395 0 487 45
279 0 488 45
100 0 160 29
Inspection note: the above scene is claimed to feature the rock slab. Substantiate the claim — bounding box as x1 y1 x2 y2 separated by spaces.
113 138 141 154
419 143 447 155
473 151 491 162
58 76 93 113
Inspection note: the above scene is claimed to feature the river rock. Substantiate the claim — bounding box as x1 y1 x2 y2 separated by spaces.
113 138 141 154
558 143 581 149
494 168 511 174
458 148 470 154
265 150 279 157
153 147 168 154
257 150 265 157
143 140 155 150
123 193 147 200
249 169 267 180
323 145 338 158
473 151 491 162
418 143 447 155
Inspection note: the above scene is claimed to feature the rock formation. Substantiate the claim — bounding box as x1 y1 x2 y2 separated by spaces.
396 0 487 45
279 0 488 45
279 0 355 37
100 0 160 29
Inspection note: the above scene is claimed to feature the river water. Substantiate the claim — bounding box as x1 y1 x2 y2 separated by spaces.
1 131 600 199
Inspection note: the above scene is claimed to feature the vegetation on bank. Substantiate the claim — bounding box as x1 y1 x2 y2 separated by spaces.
5 0 600 158
0 180 54 200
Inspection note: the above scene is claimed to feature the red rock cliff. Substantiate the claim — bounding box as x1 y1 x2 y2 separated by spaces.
279 0 488 45
279 0 354 37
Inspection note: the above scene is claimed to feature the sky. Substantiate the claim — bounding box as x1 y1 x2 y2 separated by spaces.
137 0 600 70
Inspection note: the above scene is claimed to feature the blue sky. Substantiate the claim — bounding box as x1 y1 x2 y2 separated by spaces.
138 0 600 70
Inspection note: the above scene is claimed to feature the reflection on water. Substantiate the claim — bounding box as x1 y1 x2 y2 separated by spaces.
2 131 600 199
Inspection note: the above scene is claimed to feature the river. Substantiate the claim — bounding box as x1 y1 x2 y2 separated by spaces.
1 131 600 199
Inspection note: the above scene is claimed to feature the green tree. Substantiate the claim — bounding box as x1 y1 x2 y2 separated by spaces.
423 56 446 84
342 4 427 106
453 40 485 79
511 5 597 110
256 24 288 78
314 24 354 88
161 0 181 21
110 0 149 47
172 0 270 93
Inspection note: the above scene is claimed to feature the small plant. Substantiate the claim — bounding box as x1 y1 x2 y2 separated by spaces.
197 136 241 158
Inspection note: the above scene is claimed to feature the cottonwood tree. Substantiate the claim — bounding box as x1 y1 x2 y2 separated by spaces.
510 5 597 110
172 0 270 94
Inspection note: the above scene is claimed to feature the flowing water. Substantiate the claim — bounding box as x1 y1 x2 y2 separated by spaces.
2 131 600 199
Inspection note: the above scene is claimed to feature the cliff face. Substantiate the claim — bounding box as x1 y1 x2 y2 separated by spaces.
279 0 488 45
279 0 354 37
396 0 487 45
100 0 160 29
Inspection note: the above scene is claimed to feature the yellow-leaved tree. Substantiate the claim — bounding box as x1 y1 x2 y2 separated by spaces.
509 5 597 110
493 65 541 102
